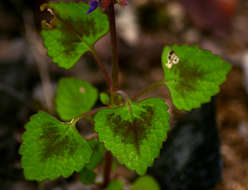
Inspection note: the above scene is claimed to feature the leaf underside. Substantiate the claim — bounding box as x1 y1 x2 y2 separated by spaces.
41 2 109 69
19 112 92 181
56 77 98 121
94 98 170 175
162 45 231 111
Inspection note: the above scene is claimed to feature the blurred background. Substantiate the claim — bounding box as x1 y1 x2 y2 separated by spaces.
0 0 248 189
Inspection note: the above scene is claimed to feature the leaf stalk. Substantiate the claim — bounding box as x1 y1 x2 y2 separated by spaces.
91 49 112 89
68 107 107 125
132 80 165 101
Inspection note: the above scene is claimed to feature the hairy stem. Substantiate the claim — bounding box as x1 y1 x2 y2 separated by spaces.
91 49 112 89
116 90 133 113
69 107 107 125
116 90 130 103
132 80 165 101
108 0 119 98
99 1 120 188
102 151 113 188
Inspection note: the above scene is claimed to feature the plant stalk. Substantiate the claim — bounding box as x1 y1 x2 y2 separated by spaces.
102 151 113 188
69 106 106 125
108 0 119 95
91 49 112 89
100 1 120 188
132 80 165 101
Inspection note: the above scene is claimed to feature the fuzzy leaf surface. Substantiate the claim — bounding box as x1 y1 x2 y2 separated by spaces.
94 98 170 175
19 112 92 181
41 2 109 69
56 77 98 121
162 45 231 111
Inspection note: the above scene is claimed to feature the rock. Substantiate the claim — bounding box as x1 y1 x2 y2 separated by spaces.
149 100 222 190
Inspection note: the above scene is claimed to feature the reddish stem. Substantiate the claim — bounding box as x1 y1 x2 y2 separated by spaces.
108 0 119 93
101 1 119 188
132 80 165 101
102 151 113 188
91 49 112 89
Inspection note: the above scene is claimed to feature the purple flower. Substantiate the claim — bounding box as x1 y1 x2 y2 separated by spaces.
86 0 99 14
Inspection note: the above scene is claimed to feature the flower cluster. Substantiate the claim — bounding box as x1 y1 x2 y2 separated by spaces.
86 0 128 14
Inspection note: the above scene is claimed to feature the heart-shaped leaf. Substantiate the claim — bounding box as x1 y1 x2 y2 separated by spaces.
162 45 231 111
41 2 109 69
94 98 170 175
56 77 98 121
19 112 92 181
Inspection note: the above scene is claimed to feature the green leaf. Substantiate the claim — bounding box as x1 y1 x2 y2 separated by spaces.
104 179 124 190
100 92 110 105
94 98 170 175
19 112 92 181
131 176 160 190
56 77 98 121
86 140 104 170
162 45 231 111
41 2 109 69
79 168 96 185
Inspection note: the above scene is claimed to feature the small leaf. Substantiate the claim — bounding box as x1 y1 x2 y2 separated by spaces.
79 168 96 185
56 77 98 121
131 175 160 190
19 112 92 181
94 98 170 175
100 92 110 105
78 140 103 185
104 179 124 190
41 2 109 69
162 45 231 111
86 140 104 170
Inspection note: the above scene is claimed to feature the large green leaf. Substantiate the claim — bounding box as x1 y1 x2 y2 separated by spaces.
41 2 109 69
19 112 92 181
94 98 170 175
162 45 231 111
56 77 98 121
